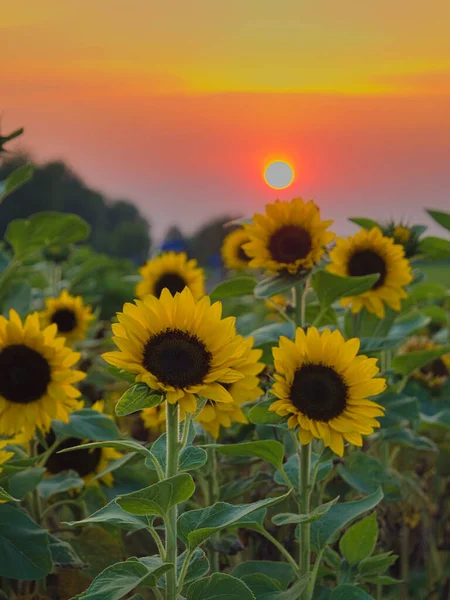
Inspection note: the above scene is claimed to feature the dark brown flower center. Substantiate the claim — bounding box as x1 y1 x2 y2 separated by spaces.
237 244 250 263
0 345 51 404
421 358 448 378
348 250 387 289
143 328 212 388
154 273 187 298
268 225 312 264
42 432 102 477
290 364 348 422
51 308 77 333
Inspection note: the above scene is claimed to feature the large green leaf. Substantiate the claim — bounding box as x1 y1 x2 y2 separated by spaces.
187 573 255 600
0 504 52 580
377 391 419 428
254 273 302 299
381 429 437 451
337 454 385 495
419 236 450 260
357 552 398 577
392 346 450 377
348 218 380 230
1 280 32 316
68 500 150 531
38 470 84 498
330 585 374 599
178 492 290 550
48 534 85 568
426 209 450 231
0 486 18 502
240 574 311 600
208 440 285 470
74 558 173 599
115 384 163 417
339 513 378 565
231 561 295 590
312 271 379 309
209 277 257 302
9 467 46 499
272 497 339 526
420 410 450 431
250 322 295 348
117 473 195 517
249 399 286 427
53 409 121 440
310 488 383 550
0 164 34 203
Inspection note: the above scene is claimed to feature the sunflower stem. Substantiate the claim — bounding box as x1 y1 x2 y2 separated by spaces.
206 433 220 573
165 401 180 600
298 441 312 597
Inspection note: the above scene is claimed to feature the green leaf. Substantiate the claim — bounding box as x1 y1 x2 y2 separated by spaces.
38 470 84 498
209 277 257 302
1 280 32 317
148 423 197 472
117 473 195 517
48 534 84 568
115 384 163 417
208 440 285 470
312 271 379 310
178 492 291 550
349 218 380 230
310 488 383 551
419 236 450 260
5 212 90 260
231 561 295 590
0 164 34 203
250 322 295 348
381 429 437 451
409 282 447 302
220 476 261 502
53 408 121 440
426 209 450 231
337 454 385 495
0 485 19 502
187 573 256 600
392 346 450 377
68 500 150 531
240 574 281 597
249 399 286 427
358 552 398 576
272 497 339 526
254 273 303 299
339 513 378 565
362 576 401 585
9 467 46 499
179 446 208 472
74 558 173 599
0 504 52 580
330 585 374 600
420 410 450 431
157 549 210 590
389 310 431 339
377 391 419 428
58 439 154 460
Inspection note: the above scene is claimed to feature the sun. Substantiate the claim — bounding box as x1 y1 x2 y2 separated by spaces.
264 160 295 189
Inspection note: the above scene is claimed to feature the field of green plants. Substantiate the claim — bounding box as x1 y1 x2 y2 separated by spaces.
0 130 449 600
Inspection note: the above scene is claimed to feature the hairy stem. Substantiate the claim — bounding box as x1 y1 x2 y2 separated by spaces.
299 442 312 599
165 402 180 600
206 434 220 573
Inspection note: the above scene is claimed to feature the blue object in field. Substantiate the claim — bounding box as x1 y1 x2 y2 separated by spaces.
160 240 187 253
209 253 222 268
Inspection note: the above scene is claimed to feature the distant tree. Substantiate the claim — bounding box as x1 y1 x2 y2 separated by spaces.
188 216 237 267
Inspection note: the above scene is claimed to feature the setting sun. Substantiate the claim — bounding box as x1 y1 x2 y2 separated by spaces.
264 160 295 189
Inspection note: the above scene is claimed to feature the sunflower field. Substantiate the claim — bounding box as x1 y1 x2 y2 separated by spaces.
0 132 449 600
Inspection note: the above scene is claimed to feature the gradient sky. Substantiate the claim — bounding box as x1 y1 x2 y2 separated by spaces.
2 1 450 240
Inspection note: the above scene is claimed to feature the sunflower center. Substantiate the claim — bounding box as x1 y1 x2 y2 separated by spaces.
268 225 312 264
42 433 102 477
143 328 212 388
154 273 187 298
290 364 348 422
421 358 448 378
51 308 77 333
348 250 387 289
237 245 250 263
0 345 51 404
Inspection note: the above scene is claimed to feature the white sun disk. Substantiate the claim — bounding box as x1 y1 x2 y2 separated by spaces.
264 161 294 189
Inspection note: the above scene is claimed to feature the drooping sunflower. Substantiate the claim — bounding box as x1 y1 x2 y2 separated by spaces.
327 227 413 319
103 287 249 414
39 401 121 487
0 310 85 438
136 252 205 301
141 403 166 434
221 228 252 270
269 327 386 456
40 290 94 343
196 337 264 438
399 337 450 389
243 198 335 275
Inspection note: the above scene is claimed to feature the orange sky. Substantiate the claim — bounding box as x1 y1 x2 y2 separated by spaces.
2 1 450 238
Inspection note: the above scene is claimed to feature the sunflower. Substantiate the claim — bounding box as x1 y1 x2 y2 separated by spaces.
196 337 264 438
40 290 94 343
243 198 335 275
221 228 252 270
327 227 413 319
39 401 121 487
399 337 450 389
0 310 85 438
136 252 205 301
269 327 386 456
141 404 166 434
103 287 249 414
382 221 422 258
